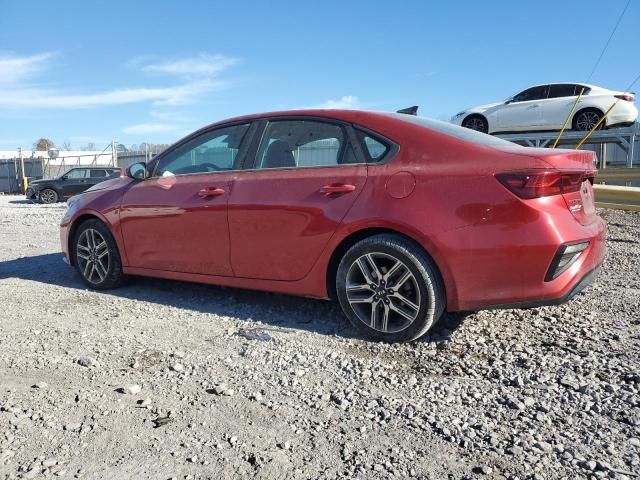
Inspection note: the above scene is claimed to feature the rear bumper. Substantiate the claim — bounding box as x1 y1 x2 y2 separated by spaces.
606 103 638 126
480 263 601 310
442 194 606 312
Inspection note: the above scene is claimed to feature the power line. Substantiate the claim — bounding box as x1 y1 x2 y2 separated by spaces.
623 71 640 92
585 0 631 83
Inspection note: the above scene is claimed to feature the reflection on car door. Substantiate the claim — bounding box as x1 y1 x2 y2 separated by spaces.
119 123 252 276
62 169 89 197
497 85 548 130
228 119 367 281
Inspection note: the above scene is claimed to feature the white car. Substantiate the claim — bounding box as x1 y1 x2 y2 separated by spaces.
451 83 637 134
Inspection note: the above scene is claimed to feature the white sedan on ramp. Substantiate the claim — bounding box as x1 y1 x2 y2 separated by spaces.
451 83 637 134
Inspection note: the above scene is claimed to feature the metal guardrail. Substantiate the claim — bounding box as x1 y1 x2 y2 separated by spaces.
594 184 640 212
596 167 640 181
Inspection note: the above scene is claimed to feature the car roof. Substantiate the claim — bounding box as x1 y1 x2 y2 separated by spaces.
187 109 397 137
519 82 606 91
214 108 388 123
71 166 118 169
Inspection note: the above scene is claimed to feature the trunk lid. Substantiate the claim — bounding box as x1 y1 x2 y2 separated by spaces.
494 147 598 225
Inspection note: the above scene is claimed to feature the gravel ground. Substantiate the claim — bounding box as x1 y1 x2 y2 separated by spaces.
0 194 639 480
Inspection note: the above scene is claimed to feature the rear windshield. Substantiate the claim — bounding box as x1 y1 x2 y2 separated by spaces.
386 113 519 148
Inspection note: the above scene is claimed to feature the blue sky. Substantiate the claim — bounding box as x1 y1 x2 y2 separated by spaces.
0 0 638 150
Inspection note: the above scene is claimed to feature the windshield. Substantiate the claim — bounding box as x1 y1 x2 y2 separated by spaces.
386 113 519 148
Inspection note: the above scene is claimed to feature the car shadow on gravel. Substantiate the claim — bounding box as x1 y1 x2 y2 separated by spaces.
8 199 34 205
0 252 467 341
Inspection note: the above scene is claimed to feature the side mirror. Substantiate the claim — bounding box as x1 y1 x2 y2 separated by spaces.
61 175 68 180
126 162 149 180
505 99 514 105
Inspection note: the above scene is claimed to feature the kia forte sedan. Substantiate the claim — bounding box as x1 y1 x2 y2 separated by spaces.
451 82 637 134
60 110 605 342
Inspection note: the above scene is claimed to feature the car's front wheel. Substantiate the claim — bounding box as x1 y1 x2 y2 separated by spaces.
39 188 58 204
462 115 489 134
336 234 445 342
72 219 124 289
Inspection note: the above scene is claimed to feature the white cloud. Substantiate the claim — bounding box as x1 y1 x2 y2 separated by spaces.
0 82 219 109
0 52 55 85
0 52 235 109
150 110 190 121
122 123 179 135
314 95 360 109
141 53 238 77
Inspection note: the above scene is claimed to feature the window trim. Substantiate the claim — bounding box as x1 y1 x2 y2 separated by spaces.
352 125 399 165
241 116 370 172
148 121 258 179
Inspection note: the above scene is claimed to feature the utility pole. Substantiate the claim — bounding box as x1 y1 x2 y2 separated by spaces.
18 147 26 194
112 140 117 167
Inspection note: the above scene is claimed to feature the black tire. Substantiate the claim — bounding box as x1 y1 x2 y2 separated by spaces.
462 115 489 134
39 188 58 204
72 219 124 290
573 108 604 131
336 234 445 343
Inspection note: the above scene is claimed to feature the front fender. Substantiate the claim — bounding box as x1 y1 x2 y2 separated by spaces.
63 187 129 267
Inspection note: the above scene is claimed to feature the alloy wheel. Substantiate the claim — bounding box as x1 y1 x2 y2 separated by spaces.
76 228 110 284
575 111 601 131
345 252 421 333
463 117 487 132
40 190 57 204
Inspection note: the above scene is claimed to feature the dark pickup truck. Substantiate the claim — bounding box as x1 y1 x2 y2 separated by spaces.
26 167 120 203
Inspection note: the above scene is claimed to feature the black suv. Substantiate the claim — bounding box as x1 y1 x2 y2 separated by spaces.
26 167 120 203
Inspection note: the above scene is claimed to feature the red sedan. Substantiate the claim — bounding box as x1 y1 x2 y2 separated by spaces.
60 110 605 342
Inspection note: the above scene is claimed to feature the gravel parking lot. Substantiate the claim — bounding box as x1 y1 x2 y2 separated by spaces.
0 194 639 480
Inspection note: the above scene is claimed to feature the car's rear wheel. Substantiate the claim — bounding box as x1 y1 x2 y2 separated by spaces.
73 219 124 290
40 188 58 204
573 109 604 131
462 115 489 133
336 234 445 343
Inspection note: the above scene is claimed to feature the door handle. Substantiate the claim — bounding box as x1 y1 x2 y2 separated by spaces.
319 183 356 196
526 104 539 109
198 187 225 198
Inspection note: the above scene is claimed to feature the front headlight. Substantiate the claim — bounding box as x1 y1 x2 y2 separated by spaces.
454 111 466 118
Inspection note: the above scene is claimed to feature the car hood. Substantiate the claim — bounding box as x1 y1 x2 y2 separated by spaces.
28 179 50 186
465 101 504 113
84 176 131 193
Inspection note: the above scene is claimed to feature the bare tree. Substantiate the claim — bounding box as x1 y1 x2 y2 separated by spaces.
61 141 72 151
34 138 55 151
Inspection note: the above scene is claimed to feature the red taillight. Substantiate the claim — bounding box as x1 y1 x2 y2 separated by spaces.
496 170 595 199
614 94 634 102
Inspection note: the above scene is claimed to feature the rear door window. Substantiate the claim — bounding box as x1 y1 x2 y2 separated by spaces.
89 169 107 178
254 120 354 169
548 84 578 98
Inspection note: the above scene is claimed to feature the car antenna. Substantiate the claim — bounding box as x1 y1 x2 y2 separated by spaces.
396 106 418 115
